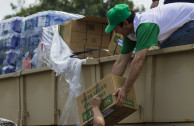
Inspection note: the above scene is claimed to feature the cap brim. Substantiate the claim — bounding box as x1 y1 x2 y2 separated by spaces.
105 24 116 33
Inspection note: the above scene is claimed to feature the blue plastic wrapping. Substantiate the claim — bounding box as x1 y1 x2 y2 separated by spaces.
18 11 83 71
0 11 83 75
0 17 23 75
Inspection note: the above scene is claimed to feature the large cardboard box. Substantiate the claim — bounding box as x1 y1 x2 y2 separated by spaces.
61 31 86 44
84 45 109 58
107 32 123 55
102 24 111 48
102 35 111 48
86 34 102 46
102 24 110 35
67 43 85 58
76 74 137 126
86 22 102 35
60 20 86 33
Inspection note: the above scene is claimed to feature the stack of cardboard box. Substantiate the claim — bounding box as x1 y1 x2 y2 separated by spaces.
59 16 112 58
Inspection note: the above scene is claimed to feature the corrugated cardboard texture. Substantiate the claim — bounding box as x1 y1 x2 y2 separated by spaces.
60 20 86 32
102 35 111 48
76 74 137 126
67 43 85 58
102 24 111 36
59 16 112 58
86 34 101 46
79 15 108 24
85 45 109 58
107 32 123 56
86 22 102 35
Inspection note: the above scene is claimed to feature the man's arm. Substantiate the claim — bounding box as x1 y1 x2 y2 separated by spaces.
92 95 105 126
112 52 132 76
114 48 148 106
150 0 159 8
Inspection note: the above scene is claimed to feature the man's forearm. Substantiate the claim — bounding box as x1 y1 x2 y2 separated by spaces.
123 57 145 92
112 61 127 76
92 107 105 126
112 53 132 76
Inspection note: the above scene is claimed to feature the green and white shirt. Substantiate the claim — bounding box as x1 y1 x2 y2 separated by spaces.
121 3 194 54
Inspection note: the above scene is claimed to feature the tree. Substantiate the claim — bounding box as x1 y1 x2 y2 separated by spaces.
4 0 145 19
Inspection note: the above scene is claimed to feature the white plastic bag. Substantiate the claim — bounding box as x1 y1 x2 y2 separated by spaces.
38 25 86 125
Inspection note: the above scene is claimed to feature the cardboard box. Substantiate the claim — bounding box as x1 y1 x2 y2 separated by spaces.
60 20 86 33
59 16 113 58
60 31 86 44
84 45 110 58
59 20 86 44
107 32 123 55
102 35 111 48
76 74 137 126
84 45 100 58
68 43 85 58
86 34 102 46
59 16 107 44
102 24 111 36
87 22 102 35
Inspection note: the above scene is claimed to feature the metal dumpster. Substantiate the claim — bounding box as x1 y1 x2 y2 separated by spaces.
0 72 20 126
0 44 194 126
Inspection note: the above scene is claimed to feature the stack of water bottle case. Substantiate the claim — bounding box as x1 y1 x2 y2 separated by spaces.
0 11 85 75
0 11 123 75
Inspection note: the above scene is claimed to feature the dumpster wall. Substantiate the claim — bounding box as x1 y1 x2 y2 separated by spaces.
0 44 194 126
0 72 20 125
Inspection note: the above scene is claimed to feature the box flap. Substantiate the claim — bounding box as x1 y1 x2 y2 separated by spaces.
78 15 108 24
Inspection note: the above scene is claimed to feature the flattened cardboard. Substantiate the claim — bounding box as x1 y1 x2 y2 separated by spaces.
76 74 137 126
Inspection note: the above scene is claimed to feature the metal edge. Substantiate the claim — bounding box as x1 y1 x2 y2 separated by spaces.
0 71 21 79
21 67 51 75
147 44 194 56
82 58 100 65
99 55 119 63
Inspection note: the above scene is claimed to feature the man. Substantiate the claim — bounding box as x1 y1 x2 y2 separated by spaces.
150 0 194 8
105 3 194 106
92 95 105 126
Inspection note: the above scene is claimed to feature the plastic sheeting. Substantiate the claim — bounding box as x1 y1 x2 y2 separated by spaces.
19 10 84 71
0 17 23 75
38 25 86 125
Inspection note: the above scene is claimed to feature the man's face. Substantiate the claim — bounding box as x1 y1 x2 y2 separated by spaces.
114 20 133 37
114 25 128 37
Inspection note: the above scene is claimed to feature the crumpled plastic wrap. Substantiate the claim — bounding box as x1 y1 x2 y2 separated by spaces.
38 25 86 125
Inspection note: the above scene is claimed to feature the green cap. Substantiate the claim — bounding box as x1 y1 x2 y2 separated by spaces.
105 4 131 33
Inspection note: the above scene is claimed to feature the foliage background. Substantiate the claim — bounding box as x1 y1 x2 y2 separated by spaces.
4 0 145 19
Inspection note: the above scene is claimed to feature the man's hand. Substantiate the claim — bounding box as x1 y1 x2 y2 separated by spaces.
92 95 105 126
92 95 102 109
113 87 128 107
